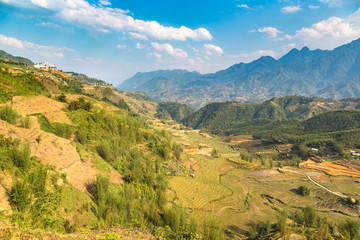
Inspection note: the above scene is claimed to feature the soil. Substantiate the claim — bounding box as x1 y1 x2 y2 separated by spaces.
7 95 72 124
300 160 360 178
0 120 122 192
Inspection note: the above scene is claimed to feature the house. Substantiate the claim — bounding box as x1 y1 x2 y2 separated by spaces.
34 62 57 70
350 150 360 156
311 148 319 152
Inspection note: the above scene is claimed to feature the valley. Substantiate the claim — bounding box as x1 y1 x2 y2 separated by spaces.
0 50 359 239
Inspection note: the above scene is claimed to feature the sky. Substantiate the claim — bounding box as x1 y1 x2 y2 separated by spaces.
0 0 360 85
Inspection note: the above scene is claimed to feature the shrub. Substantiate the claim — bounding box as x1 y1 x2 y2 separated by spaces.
56 93 67 103
53 123 73 139
298 185 310 196
7 180 31 211
20 117 31 129
339 219 360 240
9 143 31 172
68 97 92 111
0 105 19 124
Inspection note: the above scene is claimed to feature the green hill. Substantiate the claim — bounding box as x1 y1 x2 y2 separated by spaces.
0 50 34 66
181 96 360 135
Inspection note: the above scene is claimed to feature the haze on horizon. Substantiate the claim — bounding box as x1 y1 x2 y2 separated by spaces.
0 0 359 85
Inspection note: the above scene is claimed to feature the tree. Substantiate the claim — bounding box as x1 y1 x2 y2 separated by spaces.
211 148 220 158
298 185 310 196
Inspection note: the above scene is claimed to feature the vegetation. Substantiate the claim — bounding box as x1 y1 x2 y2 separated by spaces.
156 102 194 122
0 105 19 124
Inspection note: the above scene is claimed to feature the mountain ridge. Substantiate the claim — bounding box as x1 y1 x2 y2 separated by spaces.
118 38 360 109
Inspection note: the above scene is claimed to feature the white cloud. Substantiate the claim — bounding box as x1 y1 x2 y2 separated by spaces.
36 22 74 33
151 42 187 58
129 32 149 41
74 57 101 64
188 57 204 65
136 42 150 50
287 11 360 49
31 0 48 8
147 52 162 60
281 5 301 13
258 27 283 38
308 5 319 9
116 44 126 49
203 44 224 56
237 4 250 9
0 33 70 58
319 0 342 7
1 0 213 42
99 0 111 6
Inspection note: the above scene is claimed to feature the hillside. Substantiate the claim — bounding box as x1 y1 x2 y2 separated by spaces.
118 38 360 109
0 59 207 239
181 96 360 135
0 50 34 66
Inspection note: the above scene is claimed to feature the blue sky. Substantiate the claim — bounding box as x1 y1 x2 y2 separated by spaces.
0 0 359 85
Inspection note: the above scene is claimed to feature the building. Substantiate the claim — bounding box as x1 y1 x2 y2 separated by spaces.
34 62 57 70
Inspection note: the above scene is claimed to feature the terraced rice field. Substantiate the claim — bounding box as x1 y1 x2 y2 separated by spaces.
166 125 360 233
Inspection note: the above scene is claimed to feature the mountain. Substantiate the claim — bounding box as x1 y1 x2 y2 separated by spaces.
0 50 34 66
118 38 360 109
181 95 360 135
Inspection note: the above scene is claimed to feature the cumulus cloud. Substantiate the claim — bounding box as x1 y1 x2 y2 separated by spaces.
147 52 162 60
0 0 213 41
136 42 150 50
287 10 360 49
0 33 71 58
202 44 224 56
237 4 250 9
129 32 149 41
258 27 283 38
151 42 187 58
308 5 319 9
281 5 301 13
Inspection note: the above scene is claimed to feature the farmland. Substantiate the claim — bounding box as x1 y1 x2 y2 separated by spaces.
163 122 360 238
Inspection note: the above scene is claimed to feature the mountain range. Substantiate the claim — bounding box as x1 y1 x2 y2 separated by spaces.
118 38 360 109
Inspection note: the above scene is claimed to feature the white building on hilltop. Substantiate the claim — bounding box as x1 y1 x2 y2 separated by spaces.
34 62 57 70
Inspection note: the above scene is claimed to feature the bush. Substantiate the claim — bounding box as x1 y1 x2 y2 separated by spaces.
20 117 31 129
7 180 31 211
339 219 360 240
9 143 31 172
56 93 67 103
53 123 73 139
68 97 92 111
298 185 310 196
0 105 19 124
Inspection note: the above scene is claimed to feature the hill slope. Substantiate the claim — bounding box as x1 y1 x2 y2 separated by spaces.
118 38 360 109
181 96 360 135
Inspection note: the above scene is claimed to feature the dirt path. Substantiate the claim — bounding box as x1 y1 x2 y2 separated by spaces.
281 168 348 198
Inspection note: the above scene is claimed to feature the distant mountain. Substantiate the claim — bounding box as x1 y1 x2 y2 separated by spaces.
118 38 360 109
0 50 34 66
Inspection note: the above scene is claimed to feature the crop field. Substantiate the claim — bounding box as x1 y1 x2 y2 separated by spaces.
166 126 360 237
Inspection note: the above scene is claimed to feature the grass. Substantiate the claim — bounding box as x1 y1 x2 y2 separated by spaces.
38 115 55 134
